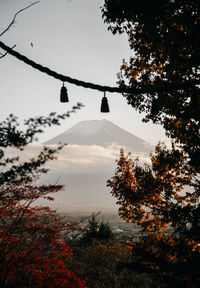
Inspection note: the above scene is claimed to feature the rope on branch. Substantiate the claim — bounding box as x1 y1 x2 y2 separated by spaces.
0 41 199 94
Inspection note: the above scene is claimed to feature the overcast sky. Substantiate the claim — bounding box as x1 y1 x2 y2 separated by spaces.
0 0 167 145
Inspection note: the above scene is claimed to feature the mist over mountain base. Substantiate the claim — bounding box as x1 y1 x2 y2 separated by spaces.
5 120 152 211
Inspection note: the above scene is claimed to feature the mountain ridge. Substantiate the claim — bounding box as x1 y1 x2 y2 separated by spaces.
45 119 152 153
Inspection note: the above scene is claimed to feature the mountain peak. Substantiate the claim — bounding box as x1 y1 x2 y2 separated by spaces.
45 120 152 153
67 119 117 134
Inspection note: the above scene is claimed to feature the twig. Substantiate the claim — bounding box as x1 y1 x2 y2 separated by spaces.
0 1 40 37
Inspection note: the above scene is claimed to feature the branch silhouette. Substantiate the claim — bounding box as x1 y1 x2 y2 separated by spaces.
0 2 39 59
0 1 40 37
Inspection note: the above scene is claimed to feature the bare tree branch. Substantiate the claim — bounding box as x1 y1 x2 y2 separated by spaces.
0 1 40 37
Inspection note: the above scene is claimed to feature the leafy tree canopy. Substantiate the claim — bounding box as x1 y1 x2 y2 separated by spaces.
0 107 86 288
102 0 200 167
82 214 114 243
103 1 200 286
108 146 200 287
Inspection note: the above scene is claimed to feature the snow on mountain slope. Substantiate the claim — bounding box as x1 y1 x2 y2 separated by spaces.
41 120 152 211
45 119 152 153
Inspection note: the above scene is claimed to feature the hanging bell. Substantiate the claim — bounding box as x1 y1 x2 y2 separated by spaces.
101 92 110 113
60 83 69 103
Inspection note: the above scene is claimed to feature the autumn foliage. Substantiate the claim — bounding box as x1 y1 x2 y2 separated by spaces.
0 180 86 288
108 145 200 287
0 112 86 287
103 2 200 286
102 0 200 167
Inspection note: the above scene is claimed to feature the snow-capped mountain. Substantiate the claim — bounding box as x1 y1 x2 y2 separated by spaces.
39 120 153 211
45 119 152 153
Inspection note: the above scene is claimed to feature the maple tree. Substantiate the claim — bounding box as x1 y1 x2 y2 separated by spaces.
103 1 200 287
102 0 200 167
0 4 85 287
108 145 200 286
0 110 86 288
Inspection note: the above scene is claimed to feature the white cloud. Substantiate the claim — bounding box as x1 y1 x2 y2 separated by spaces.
4 144 151 212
